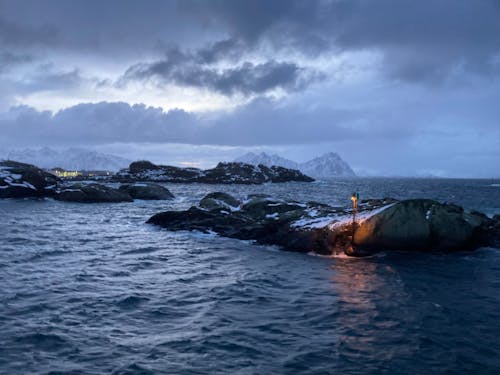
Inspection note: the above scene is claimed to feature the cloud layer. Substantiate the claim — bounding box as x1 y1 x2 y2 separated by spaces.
0 0 499 176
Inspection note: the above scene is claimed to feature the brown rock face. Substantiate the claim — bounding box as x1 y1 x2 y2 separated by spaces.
354 199 490 252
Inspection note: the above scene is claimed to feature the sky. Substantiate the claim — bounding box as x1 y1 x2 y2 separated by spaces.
0 0 499 177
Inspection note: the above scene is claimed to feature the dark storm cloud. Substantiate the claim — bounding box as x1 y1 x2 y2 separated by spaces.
327 0 500 82
195 38 246 64
0 52 33 72
0 0 198 53
0 14 58 47
179 0 300 42
181 0 500 82
2 0 500 88
118 35 323 95
123 56 315 96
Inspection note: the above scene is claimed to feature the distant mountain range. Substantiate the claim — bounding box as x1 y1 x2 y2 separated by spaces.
1 147 131 171
234 152 356 178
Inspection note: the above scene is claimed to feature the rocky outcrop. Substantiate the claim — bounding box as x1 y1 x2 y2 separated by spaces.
0 160 59 198
119 182 174 200
199 192 240 211
0 160 173 203
115 161 314 184
234 151 356 178
353 199 491 252
55 183 133 203
128 160 160 174
147 194 498 256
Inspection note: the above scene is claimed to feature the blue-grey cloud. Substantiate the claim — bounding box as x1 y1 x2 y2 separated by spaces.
2 0 500 88
0 97 448 147
117 39 321 96
0 52 33 72
1 98 499 178
122 56 316 96
0 14 58 48
181 0 500 82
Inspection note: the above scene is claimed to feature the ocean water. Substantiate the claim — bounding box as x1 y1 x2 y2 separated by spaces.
1 178 499 374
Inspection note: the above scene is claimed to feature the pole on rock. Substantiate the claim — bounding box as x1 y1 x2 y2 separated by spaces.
351 192 359 239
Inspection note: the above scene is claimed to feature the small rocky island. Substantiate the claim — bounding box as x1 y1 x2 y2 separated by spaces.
1 159 313 202
114 160 314 184
147 192 500 256
0 160 174 202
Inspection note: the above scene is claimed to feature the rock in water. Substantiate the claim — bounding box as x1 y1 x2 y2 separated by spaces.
199 192 240 211
119 183 174 200
148 194 496 256
354 199 490 251
202 162 314 183
148 193 376 255
0 160 59 198
55 183 133 203
128 160 161 174
115 161 314 184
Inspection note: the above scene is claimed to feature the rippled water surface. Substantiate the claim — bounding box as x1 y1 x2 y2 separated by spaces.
1 178 500 374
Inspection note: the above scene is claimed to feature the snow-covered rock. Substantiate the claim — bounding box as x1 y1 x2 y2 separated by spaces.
148 194 497 256
233 152 356 178
0 160 59 198
116 161 314 184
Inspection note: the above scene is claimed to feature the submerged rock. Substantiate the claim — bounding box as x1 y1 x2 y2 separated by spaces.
0 160 59 198
115 161 314 184
55 183 133 203
119 182 174 200
147 193 498 256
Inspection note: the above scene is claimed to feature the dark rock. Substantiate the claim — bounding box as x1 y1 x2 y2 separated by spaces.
240 196 304 220
486 215 500 248
259 164 315 183
199 192 241 211
354 199 490 252
202 162 314 184
128 160 161 174
55 183 133 203
148 192 356 255
115 161 314 184
0 160 59 198
119 183 174 200
148 193 497 256
148 206 251 237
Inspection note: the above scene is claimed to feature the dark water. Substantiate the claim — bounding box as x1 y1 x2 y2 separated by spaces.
1 178 499 374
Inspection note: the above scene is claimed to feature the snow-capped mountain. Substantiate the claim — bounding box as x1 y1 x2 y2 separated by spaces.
300 152 355 178
233 152 356 178
1 147 131 171
235 152 299 170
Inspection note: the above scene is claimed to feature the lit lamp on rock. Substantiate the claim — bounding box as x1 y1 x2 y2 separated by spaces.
351 192 359 236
